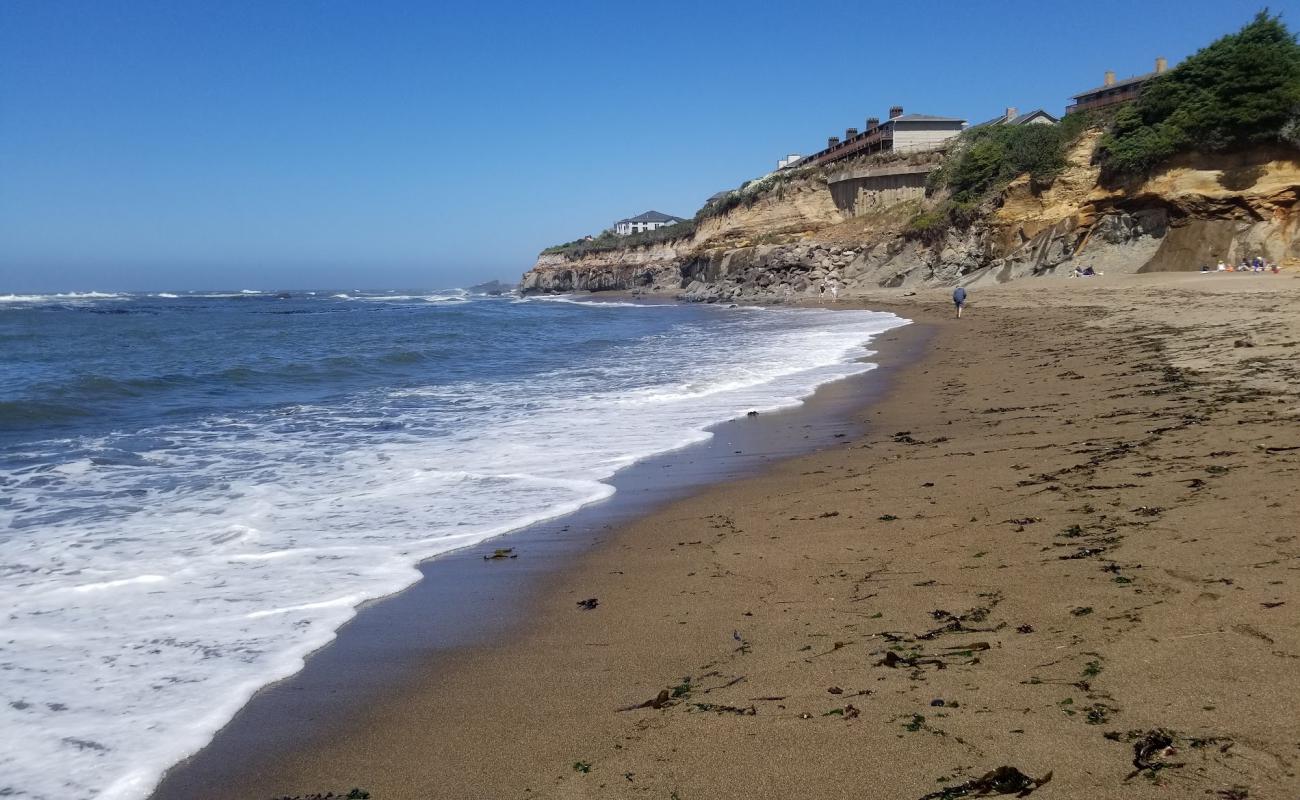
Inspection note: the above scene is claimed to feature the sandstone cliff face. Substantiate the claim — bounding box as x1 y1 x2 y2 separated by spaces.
519 176 840 297
692 179 842 249
973 144 1300 284
521 139 1300 301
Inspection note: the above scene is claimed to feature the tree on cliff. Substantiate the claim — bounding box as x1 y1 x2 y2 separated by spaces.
1098 11 1300 176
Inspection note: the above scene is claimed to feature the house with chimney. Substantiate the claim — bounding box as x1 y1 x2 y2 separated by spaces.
614 211 688 236
807 106 966 167
1068 57 1170 114
969 107 1060 130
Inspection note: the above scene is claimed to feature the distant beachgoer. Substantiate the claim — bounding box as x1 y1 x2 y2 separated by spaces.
1082 265 1096 277
1200 264 1210 272
819 283 826 303
1272 262 1280 274
952 286 967 318
830 282 840 302
1217 260 1227 271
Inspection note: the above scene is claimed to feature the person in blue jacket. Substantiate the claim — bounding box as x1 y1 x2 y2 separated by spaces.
952 286 967 318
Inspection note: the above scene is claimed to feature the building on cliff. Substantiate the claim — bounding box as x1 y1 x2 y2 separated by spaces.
614 210 688 236
1067 57 1169 114
969 107 1060 130
807 106 966 167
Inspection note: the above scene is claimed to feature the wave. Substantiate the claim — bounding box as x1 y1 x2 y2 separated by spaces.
322 291 470 304
4 346 463 432
519 294 675 308
0 301 909 800
0 399 96 425
0 292 126 304
356 293 467 302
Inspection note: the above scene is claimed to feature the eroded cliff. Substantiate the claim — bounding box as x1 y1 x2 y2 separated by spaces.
521 136 1300 301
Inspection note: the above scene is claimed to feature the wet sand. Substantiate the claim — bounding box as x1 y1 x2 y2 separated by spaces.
155 273 1299 799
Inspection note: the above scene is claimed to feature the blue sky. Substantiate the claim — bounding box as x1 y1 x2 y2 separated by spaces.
0 0 1287 291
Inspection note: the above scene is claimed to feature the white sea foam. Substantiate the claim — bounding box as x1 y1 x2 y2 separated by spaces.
329 291 466 302
0 303 907 800
0 292 126 304
522 294 677 309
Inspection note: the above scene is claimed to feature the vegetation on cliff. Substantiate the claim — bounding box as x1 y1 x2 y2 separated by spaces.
540 220 697 257
1098 12 1300 176
695 167 822 221
540 13 1300 263
906 113 1098 240
541 166 822 257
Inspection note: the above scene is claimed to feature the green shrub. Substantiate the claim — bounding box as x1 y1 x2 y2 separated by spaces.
911 112 1098 236
1098 12 1300 176
541 220 697 258
942 120 1089 204
903 204 952 242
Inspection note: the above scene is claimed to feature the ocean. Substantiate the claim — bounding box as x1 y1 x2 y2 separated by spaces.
0 289 907 799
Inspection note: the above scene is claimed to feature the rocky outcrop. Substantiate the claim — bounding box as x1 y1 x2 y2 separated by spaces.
521 138 1300 301
520 249 686 294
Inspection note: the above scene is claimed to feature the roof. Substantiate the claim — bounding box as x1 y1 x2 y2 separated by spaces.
887 113 966 123
1010 109 1059 125
706 191 732 203
969 108 1061 130
1072 71 1156 99
617 210 687 224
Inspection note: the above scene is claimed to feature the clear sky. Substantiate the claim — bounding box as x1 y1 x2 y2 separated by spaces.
0 0 1288 291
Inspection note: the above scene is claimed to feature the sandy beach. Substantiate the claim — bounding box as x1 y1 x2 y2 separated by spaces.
154 272 1300 800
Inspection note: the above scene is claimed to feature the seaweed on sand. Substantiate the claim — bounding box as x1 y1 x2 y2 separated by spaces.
917 766 1053 799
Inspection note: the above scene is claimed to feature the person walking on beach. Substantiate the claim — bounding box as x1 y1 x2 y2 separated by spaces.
829 280 840 302
952 286 967 318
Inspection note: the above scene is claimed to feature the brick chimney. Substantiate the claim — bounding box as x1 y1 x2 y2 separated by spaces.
827 136 840 148
866 117 880 130
889 105 904 119
1005 106 1018 121
1155 56 1168 74
845 127 858 139
1104 70 1116 86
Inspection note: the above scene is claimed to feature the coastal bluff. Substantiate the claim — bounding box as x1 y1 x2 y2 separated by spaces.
521 138 1300 301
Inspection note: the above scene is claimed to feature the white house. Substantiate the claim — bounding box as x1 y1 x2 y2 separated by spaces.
614 210 688 236
888 111 967 153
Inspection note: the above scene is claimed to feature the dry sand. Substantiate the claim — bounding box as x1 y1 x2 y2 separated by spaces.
166 273 1300 799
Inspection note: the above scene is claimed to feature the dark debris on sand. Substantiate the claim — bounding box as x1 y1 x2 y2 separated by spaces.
918 766 1053 799
270 790 370 800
